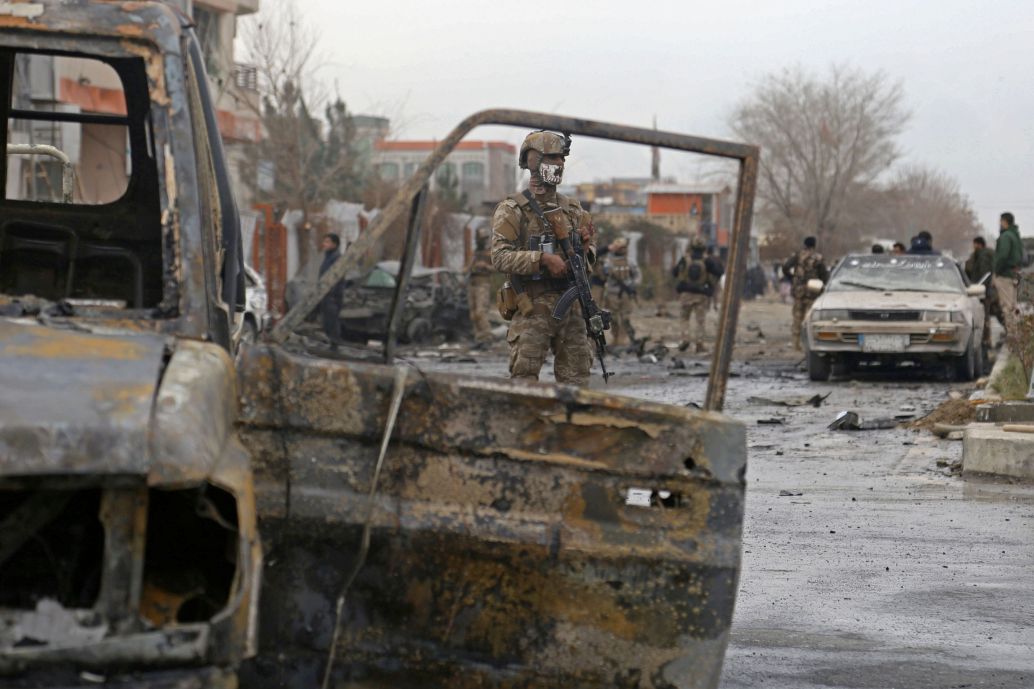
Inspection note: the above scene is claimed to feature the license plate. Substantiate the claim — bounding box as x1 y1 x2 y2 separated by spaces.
860 334 908 353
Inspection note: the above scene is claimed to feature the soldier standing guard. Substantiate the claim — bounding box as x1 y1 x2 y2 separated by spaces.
673 237 722 353
782 236 829 351
491 131 597 385
604 237 638 346
466 228 494 346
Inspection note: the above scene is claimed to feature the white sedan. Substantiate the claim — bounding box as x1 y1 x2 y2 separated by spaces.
805 254 986 381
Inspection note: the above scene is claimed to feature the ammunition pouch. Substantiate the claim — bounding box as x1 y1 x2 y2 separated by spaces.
497 282 518 321
497 280 535 321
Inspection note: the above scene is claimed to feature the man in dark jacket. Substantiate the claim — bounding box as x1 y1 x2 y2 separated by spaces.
966 236 997 347
319 233 345 346
994 212 1023 334
907 230 939 255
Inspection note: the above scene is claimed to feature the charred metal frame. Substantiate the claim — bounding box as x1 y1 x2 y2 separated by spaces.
274 109 759 411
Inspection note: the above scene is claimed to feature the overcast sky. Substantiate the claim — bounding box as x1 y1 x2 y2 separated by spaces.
282 0 1033 234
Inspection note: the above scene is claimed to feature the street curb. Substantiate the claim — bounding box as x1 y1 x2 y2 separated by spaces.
963 423 1034 482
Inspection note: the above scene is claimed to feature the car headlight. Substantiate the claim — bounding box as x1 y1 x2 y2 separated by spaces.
923 311 966 324
811 309 849 321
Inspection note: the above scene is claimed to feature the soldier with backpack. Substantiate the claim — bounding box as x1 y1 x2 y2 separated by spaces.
782 236 830 351
673 237 723 353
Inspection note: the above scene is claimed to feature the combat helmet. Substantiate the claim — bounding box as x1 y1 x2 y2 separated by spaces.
519 130 572 169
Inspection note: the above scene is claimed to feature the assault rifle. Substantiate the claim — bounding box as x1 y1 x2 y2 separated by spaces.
533 200 612 383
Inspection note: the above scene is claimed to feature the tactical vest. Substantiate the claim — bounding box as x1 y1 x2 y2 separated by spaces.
508 191 581 286
676 255 710 295
609 256 632 282
793 250 823 288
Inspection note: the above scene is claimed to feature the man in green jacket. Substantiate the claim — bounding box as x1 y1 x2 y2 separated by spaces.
966 236 997 347
994 212 1024 334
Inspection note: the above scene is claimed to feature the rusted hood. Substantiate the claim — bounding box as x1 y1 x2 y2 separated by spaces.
0 319 167 478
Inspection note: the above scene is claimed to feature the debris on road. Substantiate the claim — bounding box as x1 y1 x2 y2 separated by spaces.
748 392 831 408
828 411 901 431
908 398 979 431
778 489 803 496
758 418 785 425
931 423 969 439
829 411 860 430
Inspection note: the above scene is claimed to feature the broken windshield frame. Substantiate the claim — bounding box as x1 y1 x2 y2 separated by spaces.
273 110 760 412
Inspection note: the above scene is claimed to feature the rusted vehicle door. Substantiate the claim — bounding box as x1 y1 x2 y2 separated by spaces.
239 112 758 688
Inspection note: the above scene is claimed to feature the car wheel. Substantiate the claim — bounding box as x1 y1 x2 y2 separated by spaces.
405 317 432 344
954 342 977 382
808 352 832 381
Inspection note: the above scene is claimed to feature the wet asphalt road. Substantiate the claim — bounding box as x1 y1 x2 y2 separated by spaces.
417 350 1034 689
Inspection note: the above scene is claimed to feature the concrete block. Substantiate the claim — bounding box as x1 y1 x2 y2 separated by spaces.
975 401 1034 423
963 424 1034 481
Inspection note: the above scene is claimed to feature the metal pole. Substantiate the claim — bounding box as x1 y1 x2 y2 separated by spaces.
5 143 75 202
705 152 759 412
384 185 429 363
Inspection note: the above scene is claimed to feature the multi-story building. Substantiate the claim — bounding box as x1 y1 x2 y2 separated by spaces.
372 140 517 211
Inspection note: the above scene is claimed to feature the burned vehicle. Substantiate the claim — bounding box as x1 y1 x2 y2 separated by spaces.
805 254 987 381
1 2 759 688
337 260 471 344
0 2 258 685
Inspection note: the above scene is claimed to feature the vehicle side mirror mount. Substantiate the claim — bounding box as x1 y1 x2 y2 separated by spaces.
806 279 825 296
966 284 986 298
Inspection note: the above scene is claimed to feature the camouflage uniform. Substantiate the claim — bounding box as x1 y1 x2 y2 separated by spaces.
782 248 829 350
673 244 719 351
466 240 494 344
604 248 638 346
492 190 596 385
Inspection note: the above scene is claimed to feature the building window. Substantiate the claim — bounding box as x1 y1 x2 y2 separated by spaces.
404 162 418 178
462 161 484 181
377 162 399 180
436 162 457 186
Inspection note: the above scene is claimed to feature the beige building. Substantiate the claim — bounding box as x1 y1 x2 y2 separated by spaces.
372 140 517 211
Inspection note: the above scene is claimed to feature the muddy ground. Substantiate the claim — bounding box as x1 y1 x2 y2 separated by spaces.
410 295 1034 689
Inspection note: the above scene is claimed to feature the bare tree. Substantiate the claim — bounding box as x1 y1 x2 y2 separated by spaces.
868 166 982 255
238 0 361 266
731 65 910 253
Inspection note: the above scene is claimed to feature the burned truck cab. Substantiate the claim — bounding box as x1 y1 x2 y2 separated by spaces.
0 2 259 686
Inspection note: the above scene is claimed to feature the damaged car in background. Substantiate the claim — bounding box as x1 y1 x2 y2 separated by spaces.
286 259 472 345
805 254 987 381
1 1 759 688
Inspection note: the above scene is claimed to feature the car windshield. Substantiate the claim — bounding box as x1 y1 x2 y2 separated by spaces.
827 256 964 294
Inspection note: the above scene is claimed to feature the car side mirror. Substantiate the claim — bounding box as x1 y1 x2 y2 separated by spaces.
966 284 986 298
806 279 825 296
